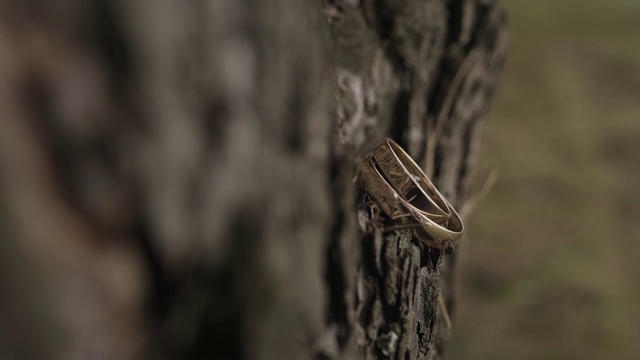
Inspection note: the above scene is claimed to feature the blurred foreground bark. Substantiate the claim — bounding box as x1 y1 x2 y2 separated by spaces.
0 1 508 359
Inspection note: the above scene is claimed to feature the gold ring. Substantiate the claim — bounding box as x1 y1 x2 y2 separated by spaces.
397 191 463 250
371 138 450 224
356 139 464 249
357 153 447 222
357 153 406 219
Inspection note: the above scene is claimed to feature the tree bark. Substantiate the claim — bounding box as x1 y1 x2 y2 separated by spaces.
0 1 508 359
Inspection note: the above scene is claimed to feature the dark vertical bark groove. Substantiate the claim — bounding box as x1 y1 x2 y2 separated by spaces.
0 1 508 359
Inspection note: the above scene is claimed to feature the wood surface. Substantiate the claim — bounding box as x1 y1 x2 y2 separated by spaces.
0 1 508 359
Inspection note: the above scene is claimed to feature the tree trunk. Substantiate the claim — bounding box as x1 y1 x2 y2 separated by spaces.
0 1 508 359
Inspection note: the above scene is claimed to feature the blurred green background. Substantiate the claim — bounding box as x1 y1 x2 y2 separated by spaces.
450 1 640 359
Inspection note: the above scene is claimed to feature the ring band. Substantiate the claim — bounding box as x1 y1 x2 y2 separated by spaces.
357 153 406 219
397 190 463 249
357 138 464 249
357 153 449 224
372 138 450 221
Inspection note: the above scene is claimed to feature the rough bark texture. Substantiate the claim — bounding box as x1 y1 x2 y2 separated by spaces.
0 1 508 360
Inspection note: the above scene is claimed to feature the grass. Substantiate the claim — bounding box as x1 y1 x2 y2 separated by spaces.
449 1 640 359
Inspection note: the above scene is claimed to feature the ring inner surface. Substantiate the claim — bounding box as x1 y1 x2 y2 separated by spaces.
385 140 450 214
373 148 444 215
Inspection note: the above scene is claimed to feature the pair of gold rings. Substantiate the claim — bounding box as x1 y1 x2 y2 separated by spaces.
357 138 464 250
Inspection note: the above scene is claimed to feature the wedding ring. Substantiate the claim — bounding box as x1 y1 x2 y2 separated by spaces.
396 191 464 249
357 153 447 223
372 138 450 223
357 153 405 219
356 138 464 249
